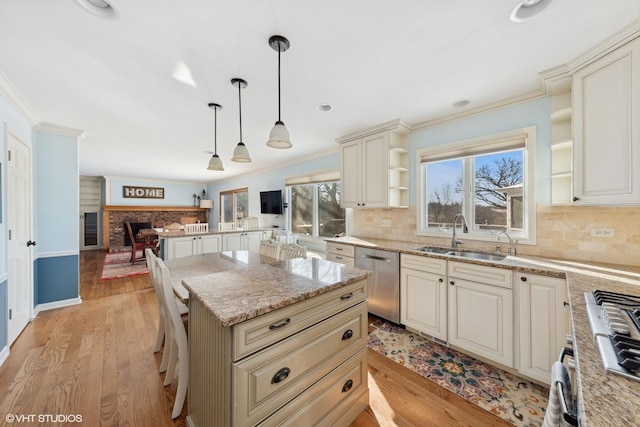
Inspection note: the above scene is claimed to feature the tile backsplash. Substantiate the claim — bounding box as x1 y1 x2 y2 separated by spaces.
352 204 640 267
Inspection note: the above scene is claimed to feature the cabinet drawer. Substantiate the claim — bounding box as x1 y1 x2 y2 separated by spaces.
326 242 355 257
233 303 368 426
259 348 369 426
326 252 355 267
232 278 367 360
448 261 512 289
401 253 447 275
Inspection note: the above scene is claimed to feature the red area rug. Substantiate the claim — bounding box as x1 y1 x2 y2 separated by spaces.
100 250 148 280
368 321 548 427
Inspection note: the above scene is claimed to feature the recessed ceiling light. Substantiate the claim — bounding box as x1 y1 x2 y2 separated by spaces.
510 0 553 23
74 0 120 21
316 103 333 112
453 100 470 108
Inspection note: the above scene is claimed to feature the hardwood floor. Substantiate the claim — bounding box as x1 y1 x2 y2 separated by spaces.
0 250 510 426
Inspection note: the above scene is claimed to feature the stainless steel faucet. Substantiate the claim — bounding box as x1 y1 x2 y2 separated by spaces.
451 213 468 249
496 231 517 255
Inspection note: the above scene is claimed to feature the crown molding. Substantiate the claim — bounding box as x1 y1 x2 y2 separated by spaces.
36 121 84 138
335 118 411 143
0 69 39 126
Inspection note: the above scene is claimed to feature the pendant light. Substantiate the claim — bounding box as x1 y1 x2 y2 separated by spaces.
266 35 292 149
207 102 224 171
231 78 252 162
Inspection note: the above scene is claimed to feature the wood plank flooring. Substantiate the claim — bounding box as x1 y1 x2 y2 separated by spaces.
0 250 510 426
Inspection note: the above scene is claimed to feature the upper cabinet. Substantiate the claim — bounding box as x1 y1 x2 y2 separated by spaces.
337 120 410 209
549 78 573 205
572 36 640 205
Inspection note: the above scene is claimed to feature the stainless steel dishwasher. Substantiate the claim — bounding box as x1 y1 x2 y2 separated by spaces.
355 247 400 323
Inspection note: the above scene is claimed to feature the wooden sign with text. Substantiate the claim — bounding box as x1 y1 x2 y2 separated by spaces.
123 186 165 199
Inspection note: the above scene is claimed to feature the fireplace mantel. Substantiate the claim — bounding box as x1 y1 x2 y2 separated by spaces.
102 205 207 251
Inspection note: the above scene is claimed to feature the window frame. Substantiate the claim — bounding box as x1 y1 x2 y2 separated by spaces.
286 180 346 239
219 187 249 224
416 126 536 245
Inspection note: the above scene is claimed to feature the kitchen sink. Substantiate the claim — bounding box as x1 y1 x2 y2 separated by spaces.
415 246 451 254
446 251 506 261
415 246 506 261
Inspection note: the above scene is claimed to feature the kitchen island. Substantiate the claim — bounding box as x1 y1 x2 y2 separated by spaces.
182 256 371 426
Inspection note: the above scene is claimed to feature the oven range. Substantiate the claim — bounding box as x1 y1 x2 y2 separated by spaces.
585 290 640 382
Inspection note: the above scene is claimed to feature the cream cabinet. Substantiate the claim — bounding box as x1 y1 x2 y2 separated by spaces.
326 242 355 266
400 254 447 341
164 234 222 260
338 120 410 209
572 36 640 205
517 272 569 384
447 261 513 367
222 230 263 252
188 278 369 427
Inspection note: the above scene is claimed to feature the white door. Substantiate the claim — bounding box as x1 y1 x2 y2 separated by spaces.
361 131 389 208
7 130 33 345
223 233 243 251
340 139 362 208
400 268 447 341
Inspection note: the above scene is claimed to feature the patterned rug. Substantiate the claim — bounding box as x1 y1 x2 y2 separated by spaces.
100 250 148 280
368 321 548 427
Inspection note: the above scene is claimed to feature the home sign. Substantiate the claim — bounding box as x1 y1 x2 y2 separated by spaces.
123 185 165 199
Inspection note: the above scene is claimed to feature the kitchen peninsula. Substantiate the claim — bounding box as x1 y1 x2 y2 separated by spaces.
181 256 371 426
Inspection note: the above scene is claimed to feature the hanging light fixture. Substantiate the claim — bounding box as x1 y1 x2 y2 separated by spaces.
207 102 224 171
266 35 292 149
231 78 252 162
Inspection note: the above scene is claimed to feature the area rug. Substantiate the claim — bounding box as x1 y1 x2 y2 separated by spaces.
100 250 148 280
368 321 548 427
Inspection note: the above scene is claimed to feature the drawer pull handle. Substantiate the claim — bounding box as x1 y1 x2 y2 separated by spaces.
336 256 343 260
337 247 343 251
269 318 291 330
342 379 353 393
340 292 354 300
272 367 290 384
342 329 353 340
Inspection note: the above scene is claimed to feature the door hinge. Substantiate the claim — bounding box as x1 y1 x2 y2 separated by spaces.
7 150 11 161
9 309 12 320
8 229 11 240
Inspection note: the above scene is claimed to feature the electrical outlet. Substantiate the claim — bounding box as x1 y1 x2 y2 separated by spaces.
591 227 614 238
379 219 392 228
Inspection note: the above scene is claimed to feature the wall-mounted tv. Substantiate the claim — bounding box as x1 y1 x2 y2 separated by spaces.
260 190 283 215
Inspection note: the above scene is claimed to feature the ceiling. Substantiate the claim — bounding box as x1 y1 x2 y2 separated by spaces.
1 1 639 183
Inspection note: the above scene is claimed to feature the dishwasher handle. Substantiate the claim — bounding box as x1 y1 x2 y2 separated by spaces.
360 254 392 262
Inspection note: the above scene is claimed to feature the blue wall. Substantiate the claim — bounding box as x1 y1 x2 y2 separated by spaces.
107 177 209 206
409 96 553 205
35 256 79 304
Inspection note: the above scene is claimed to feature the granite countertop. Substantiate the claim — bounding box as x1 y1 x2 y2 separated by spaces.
157 227 276 238
326 236 640 426
164 251 279 302
181 257 370 327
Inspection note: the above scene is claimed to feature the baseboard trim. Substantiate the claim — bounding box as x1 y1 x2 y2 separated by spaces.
0 345 9 367
33 297 82 317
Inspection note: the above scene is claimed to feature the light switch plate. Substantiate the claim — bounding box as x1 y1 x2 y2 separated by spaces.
379 219 392 228
591 227 614 238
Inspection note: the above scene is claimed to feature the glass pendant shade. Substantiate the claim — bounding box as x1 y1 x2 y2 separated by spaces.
207 153 224 171
231 142 251 162
266 121 292 149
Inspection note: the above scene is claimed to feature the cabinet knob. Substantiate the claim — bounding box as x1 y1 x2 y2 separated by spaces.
271 367 290 384
572 196 580 202
449 281 455 286
564 301 570 307
341 329 354 340
342 379 354 393
520 276 527 282
438 278 443 283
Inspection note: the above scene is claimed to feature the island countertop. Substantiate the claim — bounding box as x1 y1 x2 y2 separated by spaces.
181 257 370 327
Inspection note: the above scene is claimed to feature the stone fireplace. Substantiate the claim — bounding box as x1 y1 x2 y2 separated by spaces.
103 205 207 251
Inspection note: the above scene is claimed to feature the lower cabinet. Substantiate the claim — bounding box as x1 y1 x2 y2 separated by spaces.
447 261 513 368
222 231 263 252
326 242 355 266
400 254 447 341
187 279 369 427
164 234 222 259
517 272 568 384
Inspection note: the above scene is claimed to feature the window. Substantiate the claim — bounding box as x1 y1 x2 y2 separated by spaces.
287 180 345 238
418 127 535 243
219 187 248 223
